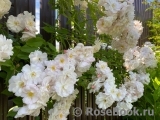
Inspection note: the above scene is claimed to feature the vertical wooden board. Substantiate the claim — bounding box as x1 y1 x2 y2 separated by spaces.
134 0 152 45
14 0 28 15
40 0 55 44
87 91 92 120
59 15 69 29
105 107 112 120
9 0 16 16
40 0 55 25
59 2 71 49
13 0 35 15
112 105 120 120
59 15 71 49
86 8 94 45
38 110 43 120
3 84 8 120
75 87 82 120
9 0 35 16
81 88 86 120
0 81 3 120
0 80 8 120
91 94 96 120
29 0 36 15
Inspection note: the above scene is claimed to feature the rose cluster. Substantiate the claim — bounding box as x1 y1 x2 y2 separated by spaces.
87 0 157 115
87 60 152 115
8 43 95 118
7 11 37 41
96 0 143 53
123 45 157 72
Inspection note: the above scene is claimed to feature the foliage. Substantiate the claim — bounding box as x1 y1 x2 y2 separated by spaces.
147 0 160 45
46 0 104 47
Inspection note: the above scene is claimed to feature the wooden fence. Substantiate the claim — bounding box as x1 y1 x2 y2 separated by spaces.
0 0 153 120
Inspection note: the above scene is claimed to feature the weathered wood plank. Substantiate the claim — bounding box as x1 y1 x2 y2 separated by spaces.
134 0 153 45
40 0 55 45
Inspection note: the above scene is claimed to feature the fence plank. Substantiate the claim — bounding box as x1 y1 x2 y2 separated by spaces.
86 7 94 45
87 92 93 120
81 88 87 120
59 15 72 49
0 80 8 120
134 0 153 45
75 87 82 120
40 0 55 45
11 0 35 16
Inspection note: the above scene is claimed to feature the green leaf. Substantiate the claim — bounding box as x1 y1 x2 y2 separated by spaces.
13 97 23 106
1 89 13 96
144 94 154 106
26 37 45 47
35 117 40 120
155 102 160 114
7 110 17 117
5 68 15 84
47 42 56 51
47 100 54 109
0 72 7 79
0 60 13 67
7 109 17 117
17 52 29 60
77 77 90 88
12 46 21 57
153 86 160 101
21 45 38 53
153 77 160 89
43 26 54 33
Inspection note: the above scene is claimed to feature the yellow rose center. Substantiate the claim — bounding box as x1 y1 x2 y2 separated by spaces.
60 58 64 63
27 91 34 98
117 92 121 97
51 65 56 71
19 81 25 88
31 72 36 77
69 54 73 58
28 21 33 26
14 21 19 26
59 113 63 118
